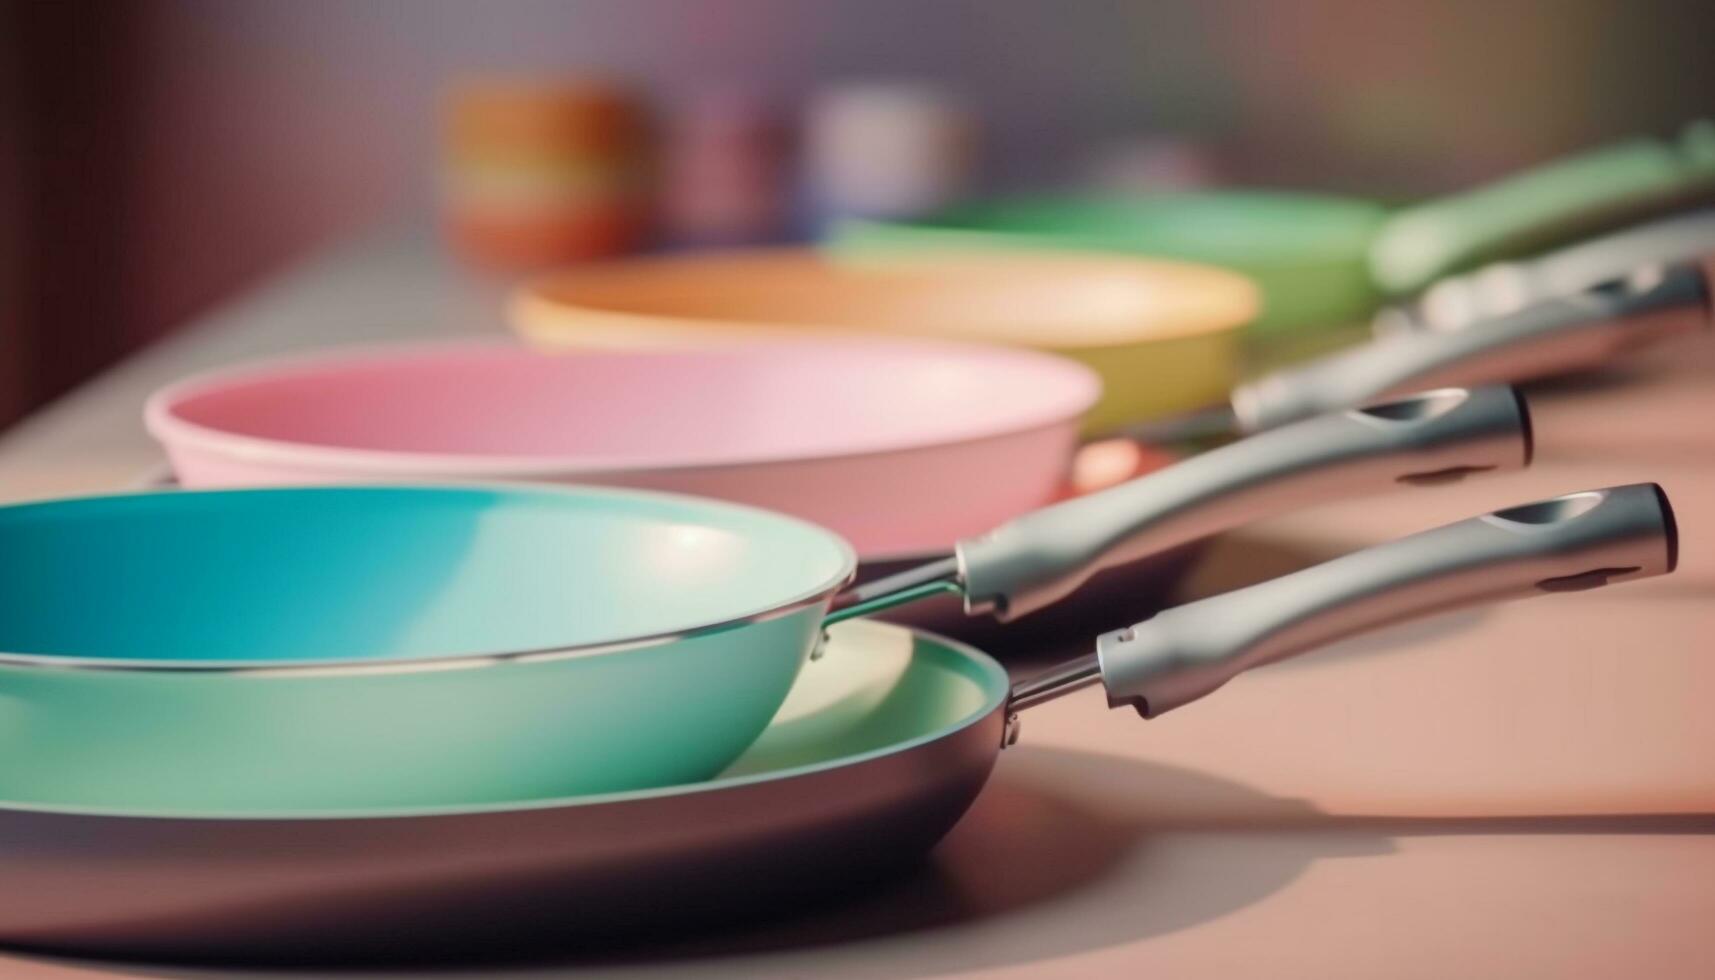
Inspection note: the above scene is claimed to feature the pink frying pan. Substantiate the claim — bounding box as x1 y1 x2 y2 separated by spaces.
147 338 1105 558
146 338 1530 644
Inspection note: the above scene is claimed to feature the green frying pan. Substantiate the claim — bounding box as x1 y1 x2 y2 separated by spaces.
834 122 1715 354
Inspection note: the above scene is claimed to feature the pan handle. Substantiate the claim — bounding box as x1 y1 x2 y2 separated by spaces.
1368 120 1715 295
958 384 1530 620
1234 261 1711 432
1095 483 1676 718
1381 210 1715 335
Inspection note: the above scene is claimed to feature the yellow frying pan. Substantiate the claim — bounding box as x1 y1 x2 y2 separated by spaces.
511 248 1258 433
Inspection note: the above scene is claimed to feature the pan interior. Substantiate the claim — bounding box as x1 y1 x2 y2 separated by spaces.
523 247 1258 349
723 620 1006 776
0 485 852 665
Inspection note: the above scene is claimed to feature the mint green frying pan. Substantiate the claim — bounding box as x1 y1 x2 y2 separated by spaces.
0 484 1674 962
834 122 1715 349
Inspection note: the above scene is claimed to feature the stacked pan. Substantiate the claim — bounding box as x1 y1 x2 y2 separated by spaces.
2 139 1712 961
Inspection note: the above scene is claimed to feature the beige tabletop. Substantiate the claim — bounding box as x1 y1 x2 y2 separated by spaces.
3 230 1713 978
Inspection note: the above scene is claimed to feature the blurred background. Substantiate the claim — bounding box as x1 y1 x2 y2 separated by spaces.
3 0 1713 429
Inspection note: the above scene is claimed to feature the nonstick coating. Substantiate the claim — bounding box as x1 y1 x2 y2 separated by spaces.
0 622 1009 963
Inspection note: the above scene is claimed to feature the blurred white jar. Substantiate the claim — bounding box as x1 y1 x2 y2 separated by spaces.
803 82 974 226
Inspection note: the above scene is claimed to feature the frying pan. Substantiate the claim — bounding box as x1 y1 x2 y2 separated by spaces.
0 483 1674 962
1382 209 1715 335
508 248 1260 433
832 121 1715 347
147 334 1533 637
0 484 859 810
146 337 1105 557
1127 259 1713 443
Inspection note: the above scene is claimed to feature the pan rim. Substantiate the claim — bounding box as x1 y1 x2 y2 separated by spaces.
0 622 1010 823
145 337 1101 479
514 245 1261 349
0 482 857 676
838 189 1391 267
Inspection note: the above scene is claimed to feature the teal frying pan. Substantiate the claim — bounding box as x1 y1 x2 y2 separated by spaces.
834 122 1715 351
0 386 1529 812
0 483 1675 962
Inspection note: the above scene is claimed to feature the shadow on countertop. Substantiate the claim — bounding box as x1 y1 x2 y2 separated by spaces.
6 748 1356 977
24 745 1715 980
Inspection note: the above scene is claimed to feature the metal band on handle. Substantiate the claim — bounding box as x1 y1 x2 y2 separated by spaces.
1235 262 1712 433
957 385 1531 621
1098 483 1677 719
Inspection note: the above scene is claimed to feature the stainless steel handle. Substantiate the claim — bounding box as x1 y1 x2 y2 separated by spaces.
1387 210 1715 334
1098 483 1677 718
1237 262 1711 432
957 385 1530 620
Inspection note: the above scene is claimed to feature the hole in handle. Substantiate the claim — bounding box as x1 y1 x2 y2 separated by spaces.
1535 566 1642 593
1354 388 1470 422
1396 464 1497 487
1586 266 1666 301
1491 490 1606 525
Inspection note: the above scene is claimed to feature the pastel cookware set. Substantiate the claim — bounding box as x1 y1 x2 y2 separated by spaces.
0 484 1677 960
12 381 1529 814
4 130 1708 963
831 122 1715 343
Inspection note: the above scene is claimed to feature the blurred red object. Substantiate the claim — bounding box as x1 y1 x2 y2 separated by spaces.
440 78 652 269
1065 437 1176 498
660 90 790 246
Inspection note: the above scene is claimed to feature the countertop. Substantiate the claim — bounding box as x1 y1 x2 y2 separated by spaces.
4 228 1714 979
